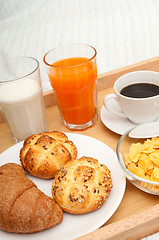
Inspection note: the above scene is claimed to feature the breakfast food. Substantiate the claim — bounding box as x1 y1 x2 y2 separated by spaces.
52 156 112 214
125 137 159 183
0 163 63 233
20 131 77 179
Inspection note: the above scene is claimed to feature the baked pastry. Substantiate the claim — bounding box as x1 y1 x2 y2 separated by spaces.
0 163 63 233
20 131 77 179
52 156 113 214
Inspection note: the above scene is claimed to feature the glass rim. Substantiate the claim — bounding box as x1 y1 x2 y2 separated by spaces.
116 129 159 186
0 56 39 83
43 43 97 68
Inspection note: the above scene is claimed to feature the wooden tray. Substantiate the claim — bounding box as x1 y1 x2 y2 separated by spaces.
0 57 159 239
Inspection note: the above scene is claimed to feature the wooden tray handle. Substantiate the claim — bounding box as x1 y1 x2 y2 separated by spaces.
75 203 159 240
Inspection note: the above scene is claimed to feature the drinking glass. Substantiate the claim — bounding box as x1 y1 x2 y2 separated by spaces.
43 44 98 130
0 56 48 143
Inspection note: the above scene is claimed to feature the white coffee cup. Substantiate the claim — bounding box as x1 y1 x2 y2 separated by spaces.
103 71 159 125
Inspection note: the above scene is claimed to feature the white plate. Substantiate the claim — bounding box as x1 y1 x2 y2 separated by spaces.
0 133 126 240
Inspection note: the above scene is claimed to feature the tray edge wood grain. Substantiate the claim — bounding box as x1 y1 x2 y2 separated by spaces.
75 203 159 240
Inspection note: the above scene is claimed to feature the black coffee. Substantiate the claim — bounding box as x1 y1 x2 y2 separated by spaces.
120 83 159 98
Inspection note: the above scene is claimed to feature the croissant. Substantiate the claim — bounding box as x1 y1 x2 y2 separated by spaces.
0 163 63 233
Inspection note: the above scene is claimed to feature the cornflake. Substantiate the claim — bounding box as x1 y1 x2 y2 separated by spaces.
125 137 159 183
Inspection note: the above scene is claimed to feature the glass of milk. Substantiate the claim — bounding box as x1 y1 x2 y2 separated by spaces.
0 56 48 143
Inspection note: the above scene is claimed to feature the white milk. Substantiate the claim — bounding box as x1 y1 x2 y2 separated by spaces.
0 78 47 141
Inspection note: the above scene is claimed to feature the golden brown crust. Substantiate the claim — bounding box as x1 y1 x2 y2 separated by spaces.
52 156 113 214
0 163 63 233
20 131 77 179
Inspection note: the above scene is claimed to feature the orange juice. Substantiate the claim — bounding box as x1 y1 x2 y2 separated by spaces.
48 57 97 127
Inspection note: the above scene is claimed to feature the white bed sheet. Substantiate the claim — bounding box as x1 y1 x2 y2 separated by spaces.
1 0 159 92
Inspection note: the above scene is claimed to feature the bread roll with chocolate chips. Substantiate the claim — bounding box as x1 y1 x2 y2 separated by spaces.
20 131 77 179
52 156 113 214
0 163 63 233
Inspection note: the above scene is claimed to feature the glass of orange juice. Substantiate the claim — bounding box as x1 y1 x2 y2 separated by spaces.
43 44 98 130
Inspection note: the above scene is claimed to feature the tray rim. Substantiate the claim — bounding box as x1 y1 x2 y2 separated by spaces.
75 202 159 240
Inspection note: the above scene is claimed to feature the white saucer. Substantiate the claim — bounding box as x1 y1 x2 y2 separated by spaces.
100 105 136 135
100 105 159 135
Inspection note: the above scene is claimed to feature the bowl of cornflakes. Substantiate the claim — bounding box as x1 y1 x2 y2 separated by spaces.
116 129 159 195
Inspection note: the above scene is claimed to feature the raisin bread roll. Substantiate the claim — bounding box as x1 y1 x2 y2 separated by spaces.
52 156 113 214
0 163 63 233
20 131 77 179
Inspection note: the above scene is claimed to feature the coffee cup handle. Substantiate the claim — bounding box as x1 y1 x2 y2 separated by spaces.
103 94 126 118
